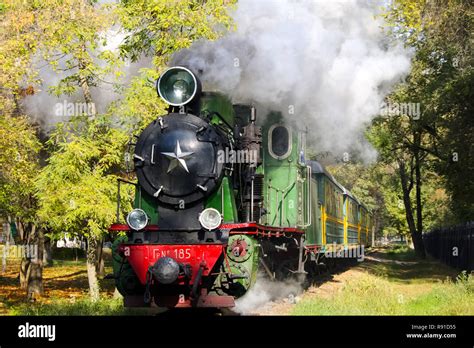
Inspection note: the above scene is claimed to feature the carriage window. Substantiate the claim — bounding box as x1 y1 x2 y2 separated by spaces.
268 125 292 159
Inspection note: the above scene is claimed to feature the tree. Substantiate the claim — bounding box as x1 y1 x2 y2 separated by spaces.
367 112 429 257
0 0 45 298
35 117 133 300
0 113 43 297
25 0 123 299
384 0 473 223
362 0 474 256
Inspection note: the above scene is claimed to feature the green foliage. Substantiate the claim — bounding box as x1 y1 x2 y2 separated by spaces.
109 68 167 135
34 0 123 97
385 245 417 261
382 0 474 222
34 117 133 239
0 0 39 93
117 0 235 64
1 0 237 244
0 1 43 222
0 114 41 220
111 0 236 136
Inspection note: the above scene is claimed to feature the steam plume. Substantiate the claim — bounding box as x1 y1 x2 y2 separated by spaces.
234 274 303 314
172 0 411 161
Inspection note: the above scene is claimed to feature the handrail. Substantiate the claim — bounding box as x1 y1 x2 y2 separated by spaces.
296 165 312 228
306 165 312 227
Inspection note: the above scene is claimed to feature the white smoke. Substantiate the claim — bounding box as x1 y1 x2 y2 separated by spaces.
172 0 411 162
22 27 151 130
234 274 303 314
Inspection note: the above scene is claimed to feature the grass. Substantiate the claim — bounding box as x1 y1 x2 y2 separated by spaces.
292 247 474 315
293 271 474 315
384 244 417 261
11 297 124 315
9 297 152 316
0 258 118 315
1 256 155 316
405 276 474 315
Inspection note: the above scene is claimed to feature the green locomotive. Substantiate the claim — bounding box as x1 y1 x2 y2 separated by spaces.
109 66 373 308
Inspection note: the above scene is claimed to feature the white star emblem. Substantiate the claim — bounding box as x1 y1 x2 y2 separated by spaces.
161 140 194 173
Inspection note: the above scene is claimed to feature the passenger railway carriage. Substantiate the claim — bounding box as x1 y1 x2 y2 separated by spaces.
109 66 373 308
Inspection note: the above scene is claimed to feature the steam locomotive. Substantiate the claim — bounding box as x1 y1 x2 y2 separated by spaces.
109 66 373 308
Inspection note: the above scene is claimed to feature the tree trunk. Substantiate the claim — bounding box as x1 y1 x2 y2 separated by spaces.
2 220 11 273
16 218 24 241
398 160 424 257
371 225 375 247
43 235 53 267
96 238 105 277
27 227 44 299
27 262 44 300
78 46 97 117
87 237 100 301
18 222 30 289
20 258 30 289
413 133 426 258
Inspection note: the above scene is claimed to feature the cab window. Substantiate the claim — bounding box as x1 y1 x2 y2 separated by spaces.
269 125 291 159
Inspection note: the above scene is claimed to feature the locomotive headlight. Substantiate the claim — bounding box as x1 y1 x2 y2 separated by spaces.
199 208 222 230
157 66 199 106
126 208 148 231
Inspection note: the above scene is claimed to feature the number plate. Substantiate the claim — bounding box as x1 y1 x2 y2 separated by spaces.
153 247 192 260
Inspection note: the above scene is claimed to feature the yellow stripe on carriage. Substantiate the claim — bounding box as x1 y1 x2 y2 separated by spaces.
321 205 326 245
325 215 344 225
344 199 348 244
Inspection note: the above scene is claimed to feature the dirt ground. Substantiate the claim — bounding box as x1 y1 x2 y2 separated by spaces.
0 259 115 315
